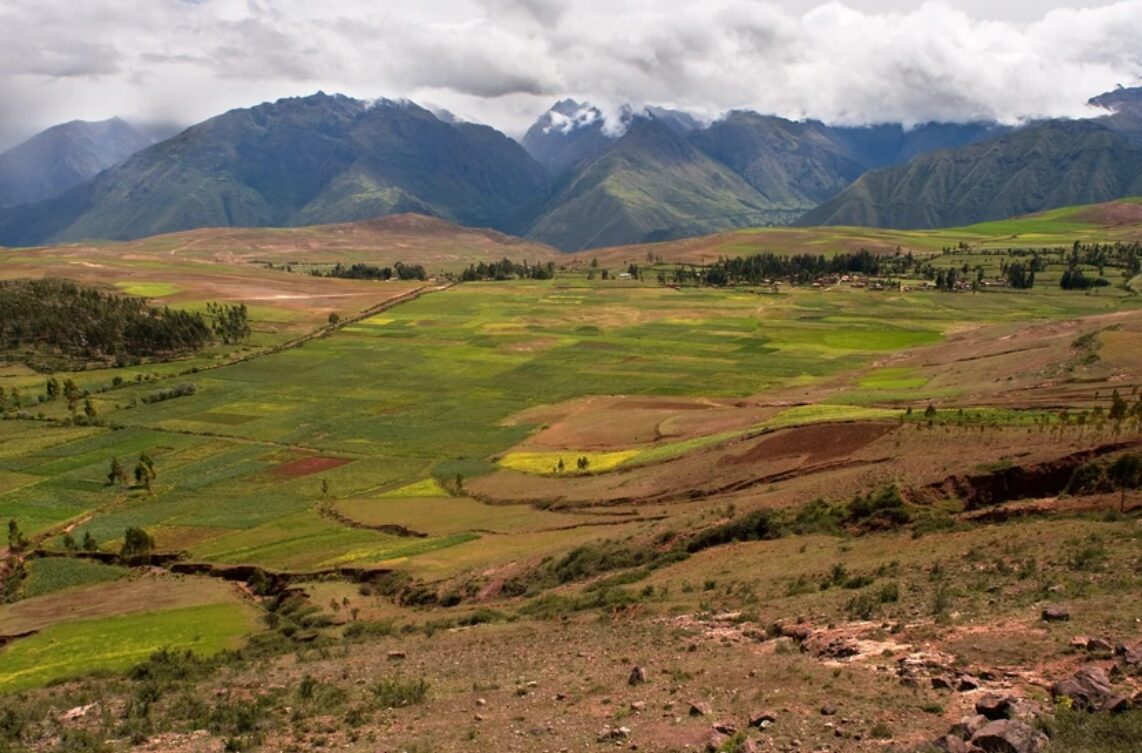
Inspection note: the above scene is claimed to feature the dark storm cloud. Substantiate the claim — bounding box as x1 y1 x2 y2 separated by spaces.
1 0 1141 150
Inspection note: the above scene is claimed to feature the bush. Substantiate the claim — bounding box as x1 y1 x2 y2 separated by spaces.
141 383 197 404
1044 709 1142 753
846 485 911 529
371 678 429 708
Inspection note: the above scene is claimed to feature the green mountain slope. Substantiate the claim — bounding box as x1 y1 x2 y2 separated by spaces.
0 94 547 246
799 120 1142 229
525 118 788 251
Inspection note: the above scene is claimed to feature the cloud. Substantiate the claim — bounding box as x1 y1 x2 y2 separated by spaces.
0 0 1141 150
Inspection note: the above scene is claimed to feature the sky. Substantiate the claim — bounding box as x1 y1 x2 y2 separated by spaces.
1 0 1141 150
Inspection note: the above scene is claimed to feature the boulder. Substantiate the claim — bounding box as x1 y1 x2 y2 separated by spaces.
689 701 711 717
1087 638 1113 653
949 715 990 740
628 666 648 686
1041 605 1070 622
975 694 1013 720
712 721 737 735
934 735 981 753
970 720 1047 753
957 674 982 692
1051 666 1115 711
932 676 953 690
820 703 838 716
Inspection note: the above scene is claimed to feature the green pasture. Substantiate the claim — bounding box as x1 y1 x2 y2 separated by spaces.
0 602 257 693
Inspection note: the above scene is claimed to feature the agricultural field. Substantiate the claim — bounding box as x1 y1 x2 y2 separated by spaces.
0 201 1140 751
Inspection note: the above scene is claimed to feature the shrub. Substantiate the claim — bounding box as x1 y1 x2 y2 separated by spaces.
371 678 429 708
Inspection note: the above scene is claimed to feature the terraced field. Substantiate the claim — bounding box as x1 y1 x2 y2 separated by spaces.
0 203 1140 751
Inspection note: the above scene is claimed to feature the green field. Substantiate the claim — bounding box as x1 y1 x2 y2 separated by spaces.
0 602 256 692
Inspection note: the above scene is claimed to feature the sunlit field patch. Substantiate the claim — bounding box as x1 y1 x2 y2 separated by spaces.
499 450 641 474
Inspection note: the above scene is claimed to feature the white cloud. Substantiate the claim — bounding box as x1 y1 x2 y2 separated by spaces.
0 0 1140 149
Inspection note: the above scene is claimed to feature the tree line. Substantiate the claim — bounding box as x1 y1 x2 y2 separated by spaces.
0 279 251 363
316 262 427 281
459 259 556 281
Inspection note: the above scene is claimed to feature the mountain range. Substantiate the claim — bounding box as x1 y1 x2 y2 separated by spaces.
0 118 153 209
1 87 1141 250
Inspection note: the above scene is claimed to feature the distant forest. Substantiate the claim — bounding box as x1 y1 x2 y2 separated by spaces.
0 279 246 362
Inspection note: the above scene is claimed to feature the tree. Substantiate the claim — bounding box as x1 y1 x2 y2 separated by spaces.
63 379 81 413
1108 454 1141 513
62 532 77 554
7 520 26 555
924 403 938 419
120 527 155 558
82 531 98 552
107 457 128 486
1109 389 1128 423
46 377 60 400
84 398 97 418
328 312 341 325
134 459 154 492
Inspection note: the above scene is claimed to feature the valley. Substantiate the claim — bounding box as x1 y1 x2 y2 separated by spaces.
0 201 1139 751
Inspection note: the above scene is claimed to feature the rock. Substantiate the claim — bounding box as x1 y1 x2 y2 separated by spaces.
749 709 777 728
957 674 981 692
598 726 631 742
474 713 485 722
820 703 838 716
555 692 569 701
932 676 953 690
475 697 487 707
1051 666 1116 711
386 650 406 660
934 735 979 753
689 701 711 717
61 703 97 722
975 694 1014 720
1070 635 1091 650
1041 605 1070 622
815 638 861 660
970 719 1047 753
1087 638 1113 653
704 731 730 753
1102 695 1132 714
712 721 737 735
628 666 648 686
774 621 813 642
1122 644 1142 668
1007 699 1043 723
949 715 990 740
629 701 645 713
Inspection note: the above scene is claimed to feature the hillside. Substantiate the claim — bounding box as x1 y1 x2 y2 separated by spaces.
0 118 151 208
525 118 785 251
799 120 1142 229
0 94 547 246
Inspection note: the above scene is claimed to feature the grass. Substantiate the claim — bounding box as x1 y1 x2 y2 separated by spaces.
22 557 127 598
499 450 640 474
0 602 256 693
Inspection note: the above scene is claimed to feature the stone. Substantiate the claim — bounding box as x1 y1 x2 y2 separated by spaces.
712 722 737 735
949 715 990 740
749 709 778 728
1051 666 1115 711
628 666 648 686
689 701 711 717
1087 638 1113 653
598 726 631 742
957 674 982 692
386 650 406 660
932 676 953 690
820 703 838 716
934 735 978 753
975 694 1013 720
970 719 1048 753
1041 605 1070 622
629 701 645 713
